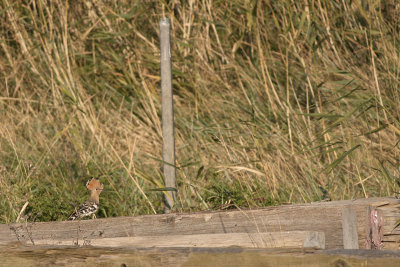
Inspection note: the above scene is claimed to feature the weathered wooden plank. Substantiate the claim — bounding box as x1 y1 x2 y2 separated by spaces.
376 203 400 250
32 231 325 249
1 197 398 250
342 206 359 249
1 246 400 267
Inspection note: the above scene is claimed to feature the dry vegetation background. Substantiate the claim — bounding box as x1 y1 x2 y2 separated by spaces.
1 0 400 222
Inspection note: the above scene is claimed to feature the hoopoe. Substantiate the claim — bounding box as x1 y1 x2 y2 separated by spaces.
68 178 104 221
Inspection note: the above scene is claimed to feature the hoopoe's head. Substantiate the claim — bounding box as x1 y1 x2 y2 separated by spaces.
86 178 104 193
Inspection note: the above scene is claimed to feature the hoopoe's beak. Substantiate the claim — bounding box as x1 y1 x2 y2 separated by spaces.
99 189 109 192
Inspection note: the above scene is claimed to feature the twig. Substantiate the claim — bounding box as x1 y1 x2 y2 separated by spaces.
16 201 29 223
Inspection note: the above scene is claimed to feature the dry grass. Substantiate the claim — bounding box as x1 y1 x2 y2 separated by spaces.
1 0 400 222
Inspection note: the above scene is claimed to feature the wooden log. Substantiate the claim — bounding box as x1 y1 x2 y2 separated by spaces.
1 246 400 267
31 231 325 249
0 197 399 249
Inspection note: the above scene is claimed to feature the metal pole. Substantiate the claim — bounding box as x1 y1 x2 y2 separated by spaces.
160 17 176 212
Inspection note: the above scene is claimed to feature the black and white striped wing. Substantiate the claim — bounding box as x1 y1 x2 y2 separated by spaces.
68 201 98 220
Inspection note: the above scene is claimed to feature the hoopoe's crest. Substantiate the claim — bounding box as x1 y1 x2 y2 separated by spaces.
68 178 104 221
86 177 104 192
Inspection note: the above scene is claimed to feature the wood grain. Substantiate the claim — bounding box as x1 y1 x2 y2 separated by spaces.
32 231 325 249
376 203 400 250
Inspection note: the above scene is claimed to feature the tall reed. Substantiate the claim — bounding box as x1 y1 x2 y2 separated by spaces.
0 0 399 222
